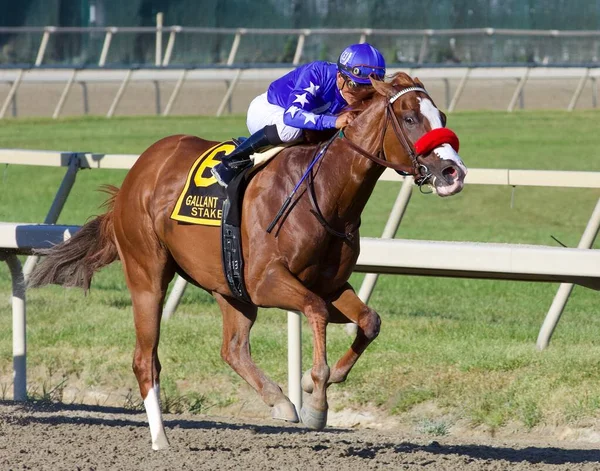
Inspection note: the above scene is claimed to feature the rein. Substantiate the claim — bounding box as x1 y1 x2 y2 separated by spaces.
266 132 338 234
267 86 445 240
338 86 433 187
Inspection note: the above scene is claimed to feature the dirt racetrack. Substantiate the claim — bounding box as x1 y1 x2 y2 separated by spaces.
1 401 600 470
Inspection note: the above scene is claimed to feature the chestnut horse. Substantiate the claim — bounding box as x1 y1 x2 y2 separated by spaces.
30 73 467 450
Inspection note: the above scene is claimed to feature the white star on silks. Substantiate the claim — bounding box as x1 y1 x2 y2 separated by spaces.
303 112 317 125
293 92 309 107
286 105 301 118
303 81 320 96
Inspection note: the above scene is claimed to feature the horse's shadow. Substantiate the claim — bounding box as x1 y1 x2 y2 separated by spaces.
348 441 600 466
3 401 599 465
1 400 324 435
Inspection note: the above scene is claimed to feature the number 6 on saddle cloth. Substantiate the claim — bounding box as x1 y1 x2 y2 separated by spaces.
169 137 303 303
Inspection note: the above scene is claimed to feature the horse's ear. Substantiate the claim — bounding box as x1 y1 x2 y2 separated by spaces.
414 77 425 88
439 110 447 127
371 77 396 98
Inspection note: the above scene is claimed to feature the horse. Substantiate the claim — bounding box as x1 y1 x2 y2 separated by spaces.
29 72 467 450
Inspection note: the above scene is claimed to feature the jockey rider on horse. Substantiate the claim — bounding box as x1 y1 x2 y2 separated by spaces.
211 43 387 187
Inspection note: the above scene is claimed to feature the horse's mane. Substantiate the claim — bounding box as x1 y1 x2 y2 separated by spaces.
345 72 424 115
304 72 424 144
389 71 423 90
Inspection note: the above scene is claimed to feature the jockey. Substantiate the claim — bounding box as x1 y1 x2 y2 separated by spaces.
211 43 387 187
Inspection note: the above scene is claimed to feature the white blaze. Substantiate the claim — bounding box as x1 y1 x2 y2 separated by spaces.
418 98 444 129
417 97 466 173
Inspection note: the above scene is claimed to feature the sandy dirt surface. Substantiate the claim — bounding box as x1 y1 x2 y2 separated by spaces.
1 401 600 470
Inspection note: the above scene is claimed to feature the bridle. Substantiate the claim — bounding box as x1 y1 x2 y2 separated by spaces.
338 86 433 187
267 86 447 239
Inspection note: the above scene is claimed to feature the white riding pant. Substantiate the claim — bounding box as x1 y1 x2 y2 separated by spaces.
246 93 303 143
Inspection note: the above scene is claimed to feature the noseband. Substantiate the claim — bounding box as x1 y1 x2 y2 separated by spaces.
339 86 433 186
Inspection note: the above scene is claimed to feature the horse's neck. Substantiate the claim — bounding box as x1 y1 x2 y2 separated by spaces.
314 135 385 226
324 103 388 219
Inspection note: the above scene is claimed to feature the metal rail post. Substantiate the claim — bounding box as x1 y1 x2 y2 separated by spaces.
35 27 54 66
155 13 163 67
358 176 414 303
443 78 450 110
162 27 181 66
162 69 187 116
22 154 81 283
359 28 372 44
536 198 600 350
216 69 242 117
0 70 24 119
567 68 590 111
508 68 530 112
106 69 132 118
227 30 245 66
287 311 302 415
98 28 116 67
292 31 308 66
1 253 27 401
346 176 414 335
80 82 89 115
153 80 161 115
448 68 470 113
418 31 432 64
52 69 78 119
162 275 188 321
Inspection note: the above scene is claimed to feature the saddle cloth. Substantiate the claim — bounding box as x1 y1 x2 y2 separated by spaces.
170 141 287 226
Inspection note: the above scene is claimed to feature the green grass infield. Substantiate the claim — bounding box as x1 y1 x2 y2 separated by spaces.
0 111 599 435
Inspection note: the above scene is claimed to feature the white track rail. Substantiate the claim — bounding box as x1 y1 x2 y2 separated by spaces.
0 223 77 401
1 148 599 414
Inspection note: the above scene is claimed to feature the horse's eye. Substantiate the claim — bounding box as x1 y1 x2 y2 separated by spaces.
404 116 416 125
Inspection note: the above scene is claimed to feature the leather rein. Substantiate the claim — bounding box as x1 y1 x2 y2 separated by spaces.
306 86 433 241
339 86 433 186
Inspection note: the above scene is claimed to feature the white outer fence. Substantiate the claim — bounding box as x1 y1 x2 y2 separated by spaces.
1 66 600 119
4 25 600 68
1 149 599 412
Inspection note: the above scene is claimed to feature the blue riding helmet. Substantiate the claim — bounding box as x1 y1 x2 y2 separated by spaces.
337 43 386 85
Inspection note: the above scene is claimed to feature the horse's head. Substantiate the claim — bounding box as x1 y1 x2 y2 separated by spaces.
348 72 467 197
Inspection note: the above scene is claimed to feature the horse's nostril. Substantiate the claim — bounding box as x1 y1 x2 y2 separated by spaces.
442 166 458 181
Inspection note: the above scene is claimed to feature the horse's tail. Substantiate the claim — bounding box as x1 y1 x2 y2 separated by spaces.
28 185 120 292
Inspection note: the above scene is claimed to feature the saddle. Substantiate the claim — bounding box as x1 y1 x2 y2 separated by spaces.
171 135 324 304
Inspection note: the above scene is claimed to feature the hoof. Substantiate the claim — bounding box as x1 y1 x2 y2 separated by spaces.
272 400 299 423
300 405 327 430
301 369 314 394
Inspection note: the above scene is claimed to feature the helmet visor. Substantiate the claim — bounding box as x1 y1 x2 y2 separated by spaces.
338 62 385 85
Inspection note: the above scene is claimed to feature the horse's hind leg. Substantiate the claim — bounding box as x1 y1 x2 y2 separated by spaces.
302 283 381 393
118 242 175 450
214 293 299 423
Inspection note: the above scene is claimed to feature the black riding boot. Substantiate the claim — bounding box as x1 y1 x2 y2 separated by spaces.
212 125 282 187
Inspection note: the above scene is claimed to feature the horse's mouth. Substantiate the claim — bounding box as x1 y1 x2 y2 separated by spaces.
429 164 466 197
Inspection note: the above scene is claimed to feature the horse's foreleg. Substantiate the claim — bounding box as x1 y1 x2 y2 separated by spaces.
119 244 175 451
252 268 330 430
302 283 381 394
214 293 299 423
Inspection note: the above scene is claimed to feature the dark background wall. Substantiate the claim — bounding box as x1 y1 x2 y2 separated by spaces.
1 1 599 66
1 0 599 29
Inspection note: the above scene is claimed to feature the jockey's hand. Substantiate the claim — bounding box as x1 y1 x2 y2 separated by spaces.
335 113 354 129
